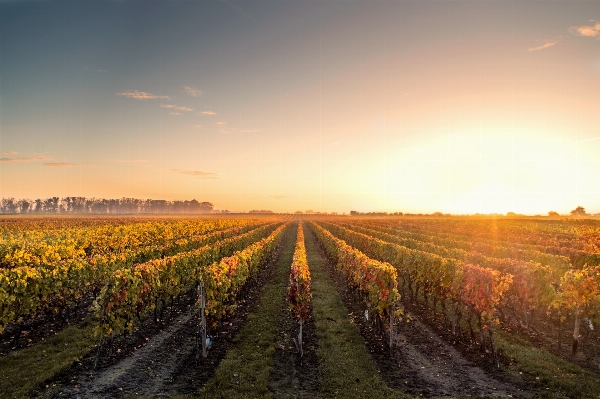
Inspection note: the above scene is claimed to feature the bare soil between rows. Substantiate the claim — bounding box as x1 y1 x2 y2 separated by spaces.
309 226 535 398
268 300 319 398
34 243 285 398
0 297 94 357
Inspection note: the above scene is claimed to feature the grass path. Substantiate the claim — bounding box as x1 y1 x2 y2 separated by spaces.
0 318 98 398
303 222 403 399
199 224 296 398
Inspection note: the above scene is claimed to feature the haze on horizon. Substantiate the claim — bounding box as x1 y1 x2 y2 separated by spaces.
1 1 599 215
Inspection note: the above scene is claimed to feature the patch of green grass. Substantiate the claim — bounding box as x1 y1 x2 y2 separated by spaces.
199 225 295 399
304 224 405 399
0 317 98 399
495 331 600 399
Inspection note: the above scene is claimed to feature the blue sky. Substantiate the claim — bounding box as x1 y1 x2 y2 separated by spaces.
1 1 600 213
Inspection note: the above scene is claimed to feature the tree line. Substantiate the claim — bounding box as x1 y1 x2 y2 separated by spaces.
0 197 214 214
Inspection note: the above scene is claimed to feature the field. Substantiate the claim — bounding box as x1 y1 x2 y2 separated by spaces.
1 215 600 398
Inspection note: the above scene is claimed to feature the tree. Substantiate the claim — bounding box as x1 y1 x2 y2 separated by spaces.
548 211 559 217
570 206 587 217
0 198 17 214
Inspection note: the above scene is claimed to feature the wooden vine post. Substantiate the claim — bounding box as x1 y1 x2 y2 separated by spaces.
389 280 394 354
198 281 207 358
298 318 304 358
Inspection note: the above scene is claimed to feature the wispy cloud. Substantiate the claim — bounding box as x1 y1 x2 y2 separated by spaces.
0 151 17 155
118 160 148 164
160 104 193 112
171 169 220 179
528 41 557 51
201 111 217 116
216 121 229 134
183 86 203 97
169 112 182 116
231 128 262 133
575 136 600 144
43 162 83 167
0 156 51 163
220 0 253 20
215 121 261 135
569 22 600 37
116 90 170 100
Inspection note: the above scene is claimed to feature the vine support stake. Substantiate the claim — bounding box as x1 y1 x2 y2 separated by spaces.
389 280 394 355
298 318 304 358
199 281 207 358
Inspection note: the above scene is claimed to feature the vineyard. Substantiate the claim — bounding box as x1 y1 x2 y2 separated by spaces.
1 215 600 398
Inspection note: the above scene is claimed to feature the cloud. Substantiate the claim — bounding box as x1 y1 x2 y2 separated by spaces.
183 86 203 97
219 0 253 20
116 90 170 100
0 156 51 163
215 121 261 135
230 128 262 133
169 112 182 116
528 41 557 51
569 22 600 37
119 160 148 164
192 124 204 129
0 151 17 155
43 162 83 167
160 104 193 111
575 136 600 144
201 111 217 116
171 169 220 179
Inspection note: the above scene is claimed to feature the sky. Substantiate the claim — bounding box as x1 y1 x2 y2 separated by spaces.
1 0 599 214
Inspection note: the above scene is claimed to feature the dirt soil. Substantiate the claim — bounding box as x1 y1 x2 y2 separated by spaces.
35 245 284 398
311 233 535 398
268 301 319 398
0 297 94 356
498 305 600 373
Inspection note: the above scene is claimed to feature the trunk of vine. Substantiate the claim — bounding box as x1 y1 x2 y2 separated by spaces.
451 301 457 336
12 324 22 347
469 313 476 340
414 285 420 303
478 317 485 351
489 327 499 368
572 308 581 356
298 318 304 358
154 299 159 324
558 316 562 351
524 302 530 335
441 296 447 316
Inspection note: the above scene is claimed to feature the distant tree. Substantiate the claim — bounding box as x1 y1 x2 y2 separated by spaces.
1 198 16 214
350 210 359 215
295 211 303 214
570 206 587 217
16 199 31 214
198 202 214 213
33 198 43 213
548 211 559 217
